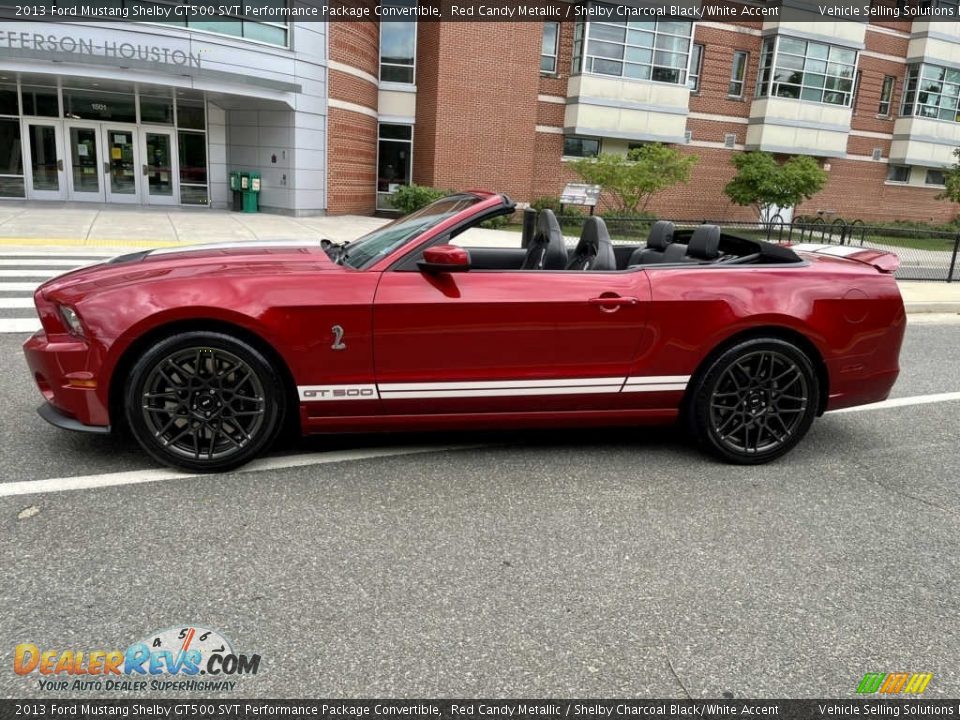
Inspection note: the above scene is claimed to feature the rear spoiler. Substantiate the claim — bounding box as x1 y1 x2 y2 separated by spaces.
789 243 900 274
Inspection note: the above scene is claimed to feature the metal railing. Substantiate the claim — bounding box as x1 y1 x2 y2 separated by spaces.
551 213 960 282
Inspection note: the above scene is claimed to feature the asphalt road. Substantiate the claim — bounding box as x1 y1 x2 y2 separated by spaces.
0 319 959 700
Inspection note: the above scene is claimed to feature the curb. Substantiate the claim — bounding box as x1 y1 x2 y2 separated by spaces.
904 302 960 315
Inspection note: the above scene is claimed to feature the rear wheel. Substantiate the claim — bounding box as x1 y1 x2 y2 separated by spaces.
688 338 818 464
124 331 285 472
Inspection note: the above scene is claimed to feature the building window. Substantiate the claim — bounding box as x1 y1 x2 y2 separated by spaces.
378 123 413 210
886 165 910 183
380 0 417 84
178 131 208 205
21 83 58 117
541 22 560 74
576 8 694 85
178 19 288 47
852 70 862 111
901 64 960 122
0 82 18 116
756 36 857 106
563 136 601 158
688 44 704 92
728 51 748 97
925 169 946 186
878 75 895 116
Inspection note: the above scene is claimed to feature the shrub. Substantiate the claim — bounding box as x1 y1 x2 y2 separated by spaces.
479 213 512 229
530 196 562 213
724 153 827 222
569 144 698 214
390 184 450 215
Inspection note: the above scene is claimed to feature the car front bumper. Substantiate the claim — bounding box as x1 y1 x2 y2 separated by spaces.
23 329 111 432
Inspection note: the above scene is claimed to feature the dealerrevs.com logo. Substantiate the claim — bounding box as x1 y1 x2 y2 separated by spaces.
856 672 933 695
14 626 261 692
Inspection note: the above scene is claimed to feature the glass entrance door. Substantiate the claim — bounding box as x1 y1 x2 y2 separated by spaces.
139 128 177 206
65 123 105 202
24 122 65 201
103 127 138 204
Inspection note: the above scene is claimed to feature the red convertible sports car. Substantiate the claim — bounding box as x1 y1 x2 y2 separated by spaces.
23 191 905 472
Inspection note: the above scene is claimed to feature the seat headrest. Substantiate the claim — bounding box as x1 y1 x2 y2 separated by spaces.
646 221 674 251
687 225 721 260
536 208 562 240
577 216 611 252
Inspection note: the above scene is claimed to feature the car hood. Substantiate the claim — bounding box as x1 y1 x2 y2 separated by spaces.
40 240 341 300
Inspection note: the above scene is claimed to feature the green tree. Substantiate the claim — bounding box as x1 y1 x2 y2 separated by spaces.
569 144 698 214
935 147 960 213
724 152 828 221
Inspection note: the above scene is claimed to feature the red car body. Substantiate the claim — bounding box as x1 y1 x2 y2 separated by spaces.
23 191 905 469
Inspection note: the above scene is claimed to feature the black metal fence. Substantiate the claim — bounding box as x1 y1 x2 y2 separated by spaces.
553 214 960 282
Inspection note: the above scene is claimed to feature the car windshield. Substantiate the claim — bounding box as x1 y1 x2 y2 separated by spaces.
340 194 482 269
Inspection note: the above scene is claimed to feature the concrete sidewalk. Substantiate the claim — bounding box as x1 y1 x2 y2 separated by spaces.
0 202 385 247
1 202 958 315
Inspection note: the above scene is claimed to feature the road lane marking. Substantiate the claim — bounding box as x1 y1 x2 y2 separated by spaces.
0 445 476 498
0 270 61 278
0 238 184 248
0 259 93 266
0 298 34 308
0 318 40 333
0 252 111 258
0 282 41 292
829 391 960 414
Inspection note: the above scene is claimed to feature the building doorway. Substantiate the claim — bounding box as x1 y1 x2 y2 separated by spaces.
50 121 179 205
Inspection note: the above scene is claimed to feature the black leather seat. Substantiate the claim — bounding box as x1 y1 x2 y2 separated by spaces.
682 225 721 262
565 216 616 271
521 209 568 270
628 220 675 265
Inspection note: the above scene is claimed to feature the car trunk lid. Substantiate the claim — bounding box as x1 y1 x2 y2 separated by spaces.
790 243 900 274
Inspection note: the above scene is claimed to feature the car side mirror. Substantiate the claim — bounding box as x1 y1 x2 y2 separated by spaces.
418 244 470 273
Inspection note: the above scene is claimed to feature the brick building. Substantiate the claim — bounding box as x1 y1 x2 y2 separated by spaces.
327 7 960 223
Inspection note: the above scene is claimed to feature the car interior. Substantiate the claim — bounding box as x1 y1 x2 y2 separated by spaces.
449 209 802 271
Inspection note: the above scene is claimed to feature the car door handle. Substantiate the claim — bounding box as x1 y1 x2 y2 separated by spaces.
588 296 638 306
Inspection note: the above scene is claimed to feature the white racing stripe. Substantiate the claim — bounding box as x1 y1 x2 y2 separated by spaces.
622 375 691 393
378 376 629 399
829 391 960 414
302 376 693 401
0 445 473 498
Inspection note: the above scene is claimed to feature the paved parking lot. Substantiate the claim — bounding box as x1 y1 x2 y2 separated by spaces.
0 256 959 699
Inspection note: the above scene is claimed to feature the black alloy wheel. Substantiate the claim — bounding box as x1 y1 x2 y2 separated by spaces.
124 331 285 472
688 338 819 464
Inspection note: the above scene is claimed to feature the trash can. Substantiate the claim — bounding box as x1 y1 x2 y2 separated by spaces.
241 171 261 213
229 171 242 211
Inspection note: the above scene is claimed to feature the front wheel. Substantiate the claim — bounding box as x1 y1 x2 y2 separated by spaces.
687 338 819 465
124 331 286 472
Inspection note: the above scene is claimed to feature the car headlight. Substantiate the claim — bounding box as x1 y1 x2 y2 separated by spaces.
59 305 85 337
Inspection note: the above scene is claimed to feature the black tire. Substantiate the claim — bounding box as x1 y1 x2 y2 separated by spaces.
124 331 286 472
687 338 819 465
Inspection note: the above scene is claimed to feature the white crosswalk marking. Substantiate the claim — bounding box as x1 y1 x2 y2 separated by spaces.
0 259 95 266
0 282 41 292
0 250 110 334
